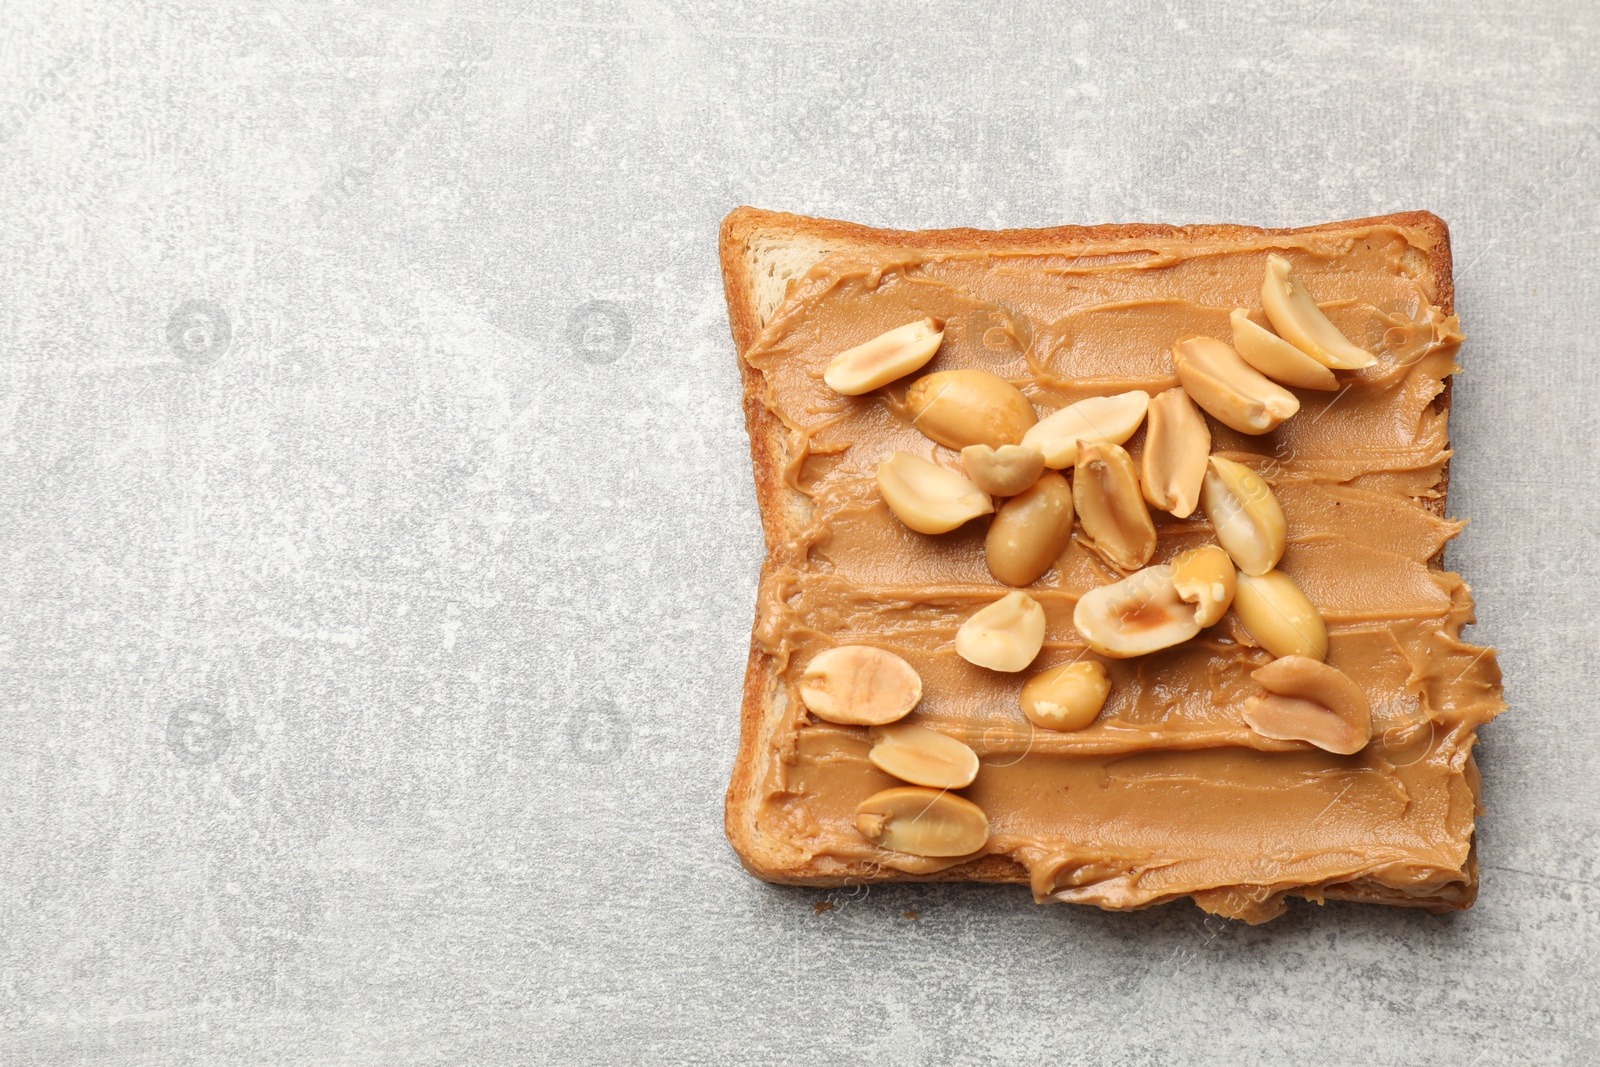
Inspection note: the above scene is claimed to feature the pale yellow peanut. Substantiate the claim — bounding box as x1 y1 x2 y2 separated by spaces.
1172 336 1299 435
1242 655 1372 754
824 317 945 395
1073 440 1157 570
1261 254 1377 370
1139 387 1210 518
1020 660 1110 732
955 591 1046 672
798 645 923 725
1200 455 1287 577
876 452 993 534
1231 569 1328 660
867 723 980 789
1072 565 1202 658
853 787 990 857
905 369 1037 450
961 443 1045 497
1229 309 1339 391
1169 544 1236 627
1021 390 1148 469
985 471 1075 587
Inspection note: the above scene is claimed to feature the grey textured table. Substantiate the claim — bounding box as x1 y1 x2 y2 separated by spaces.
1 1 1595 1064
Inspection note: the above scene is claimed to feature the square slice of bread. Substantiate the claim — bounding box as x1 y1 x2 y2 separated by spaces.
719 206 1498 922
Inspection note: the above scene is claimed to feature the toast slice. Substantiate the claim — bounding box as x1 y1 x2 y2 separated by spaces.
720 207 1503 922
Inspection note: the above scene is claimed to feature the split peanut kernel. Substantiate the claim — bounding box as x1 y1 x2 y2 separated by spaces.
1172 335 1300 435
956 591 1046 673
876 452 993 534
1261 254 1377 370
1232 569 1328 661
1229 309 1339 391
1021 390 1149 469
1072 565 1202 658
1020 660 1110 732
1243 655 1372 754
961 443 1046 497
853 786 990 857
867 723 980 789
1074 440 1157 571
1169 544 1236 628
798 645 923 726
905 369 1037 450
823 317 946 395
1200 455 1287 577
1139 387 1211 518
984 471 1075 587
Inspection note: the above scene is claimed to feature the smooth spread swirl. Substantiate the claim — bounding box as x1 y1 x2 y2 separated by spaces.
742 225 1504 923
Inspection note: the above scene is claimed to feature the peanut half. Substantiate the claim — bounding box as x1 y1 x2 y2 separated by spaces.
956 591 1046 672
1169 544 1236 627
1242 655 1372 754
798 645 923 725
823 317 946 395
961 443 1045 497
1020 660 1109 732
1232 569 1328 661
1229 309 1339 391
1074 440 1157 570
1200 455 1287 576
1261 254 1377 370
854 787 990 857
906 369 1037 450
867 723 980 789
876 452 993 534
1172 336 1299 435
1139 387 1210 518
1073 565 1202 658
985 471 1075 587
1021 390 1149 469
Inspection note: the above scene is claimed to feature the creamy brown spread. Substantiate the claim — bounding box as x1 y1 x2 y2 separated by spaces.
742 225 1505 922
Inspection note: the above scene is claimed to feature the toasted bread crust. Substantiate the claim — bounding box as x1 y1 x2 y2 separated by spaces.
720 208 1463 908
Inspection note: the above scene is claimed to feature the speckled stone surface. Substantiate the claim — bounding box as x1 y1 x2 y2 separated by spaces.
1 1 1595 1063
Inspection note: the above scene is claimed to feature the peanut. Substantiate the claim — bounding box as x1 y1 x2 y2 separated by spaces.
1200 455 1287 577
854 787 990 857
984 471 1075 587
1021 390 1149 469
956 591 1047 673
1261 254 1377 370
1231 569 1328 661
906 369 1037 450
1242 655 1372 754
1139 386 1210 518
798 645 923 725
876 452 993 534
1020 660 1110 732
824 318 945 395
867 723 980 789
1172 335 1299 435
1072 565 1202 658
1074 440 1157 570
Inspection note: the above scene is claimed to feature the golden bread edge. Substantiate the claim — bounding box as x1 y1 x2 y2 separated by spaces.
718 207 1474 912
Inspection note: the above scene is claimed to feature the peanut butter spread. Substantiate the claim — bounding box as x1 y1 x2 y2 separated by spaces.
741 224 1505 922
